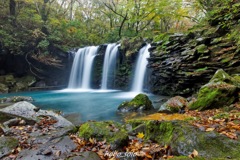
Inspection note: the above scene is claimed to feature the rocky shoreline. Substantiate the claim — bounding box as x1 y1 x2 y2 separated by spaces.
0 69 239 160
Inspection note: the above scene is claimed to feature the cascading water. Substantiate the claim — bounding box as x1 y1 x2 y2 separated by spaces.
68 46 98 89
131 44 151 92
101 43 120 90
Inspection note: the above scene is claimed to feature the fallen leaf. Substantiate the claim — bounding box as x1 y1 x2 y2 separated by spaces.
188 149 198 158
89 138 96 144
137 132 144 139
206 128 215 132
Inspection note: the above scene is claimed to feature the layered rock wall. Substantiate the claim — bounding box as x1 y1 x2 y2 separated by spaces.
148 30 240 96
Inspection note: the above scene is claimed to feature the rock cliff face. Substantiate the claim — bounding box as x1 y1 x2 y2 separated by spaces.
147 0 240 96
0 45 73 93
148 30 240 96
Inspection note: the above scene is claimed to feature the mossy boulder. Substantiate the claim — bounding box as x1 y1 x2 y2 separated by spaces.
4 75 16 86
159 96 187 113
188 82 236 110
0 83 8 93
127 120 240 159
0 96 33 103
189 69 239 110
10 75 36 92
117 94 154 112
78 121 128 150
210 69 240 88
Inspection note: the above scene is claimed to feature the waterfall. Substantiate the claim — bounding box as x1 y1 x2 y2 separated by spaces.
68 46 98 89
101 43 120 90
131 44 151 92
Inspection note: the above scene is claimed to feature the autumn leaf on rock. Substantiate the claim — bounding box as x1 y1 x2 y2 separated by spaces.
188 149 198 158
89 137 96 144
137 132 144 139
206 128 215 132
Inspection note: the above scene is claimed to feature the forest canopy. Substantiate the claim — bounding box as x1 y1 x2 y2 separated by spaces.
0 0 218 55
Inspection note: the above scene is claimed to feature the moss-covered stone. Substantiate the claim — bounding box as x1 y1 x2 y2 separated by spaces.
196 44 209 54
117 94 154 112
120 37 144 57
189 69 240 110
189 82 236 110
10 75 36 92
127 120 240 159
159 96 187 113
4 75 16 86
0 83 8 93
210 69 240 88
78 121 128 150
0 137 18 158
0 96 33 104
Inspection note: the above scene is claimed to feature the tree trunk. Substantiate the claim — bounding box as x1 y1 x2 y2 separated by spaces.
9 0 16 16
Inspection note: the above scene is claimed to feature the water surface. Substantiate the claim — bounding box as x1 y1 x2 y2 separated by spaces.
0 90 160 123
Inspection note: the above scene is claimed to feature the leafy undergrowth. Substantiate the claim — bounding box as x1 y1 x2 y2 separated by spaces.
186 103 240 140
70 133 199 160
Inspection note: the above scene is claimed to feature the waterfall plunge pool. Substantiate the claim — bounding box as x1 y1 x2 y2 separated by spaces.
0 90 162 123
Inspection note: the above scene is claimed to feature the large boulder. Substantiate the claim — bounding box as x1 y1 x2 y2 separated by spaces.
79 121 128 150
117 94 154 112
159 96 187 113
0 101 75 130
189 69 239 110
127 120 240 159
17 136 77 160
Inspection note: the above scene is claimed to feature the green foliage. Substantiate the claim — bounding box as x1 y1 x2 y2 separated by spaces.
0 0 203 55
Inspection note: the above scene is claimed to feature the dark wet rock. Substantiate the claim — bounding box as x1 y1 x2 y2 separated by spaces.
79 121 129 150
17 136 76 160
0 74 36 93
0 83 8 93
69 151 101 160
0 101 75 130
159 96 187 113
148 29 240 96
189 69 240 110
0 127 4 136
3 118 22 128
0 96 33 104
127 120 240 159
64 113 82 126
0 137 18 159
117 94 154 112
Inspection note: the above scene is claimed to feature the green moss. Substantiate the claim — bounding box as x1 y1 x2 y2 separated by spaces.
189 69 239 111
0 137 19 154
120 37 144 57
195 67 208 72
128 120 174 144
221 57 232 63
78 121 128 144
118 94 153 112
171 156 205 160
127 120 240 158
189 83 236 110
0 83 8 93
128 94 152 107
196 44 209 54
213 112 229 119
